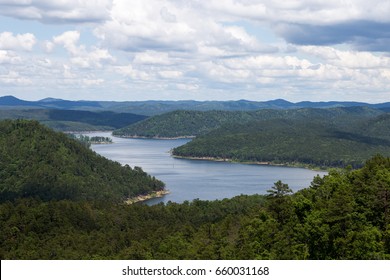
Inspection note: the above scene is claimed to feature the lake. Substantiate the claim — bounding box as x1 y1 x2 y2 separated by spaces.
89 132 327 205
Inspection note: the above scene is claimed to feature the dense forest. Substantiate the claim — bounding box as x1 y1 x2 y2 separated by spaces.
1 116 390 260
113 106 384 138
113 107 390 168
0 120 164 203
1 155 390 259
173 115 390 168
113 110 257 138
0 108 147 131
68 134 113 148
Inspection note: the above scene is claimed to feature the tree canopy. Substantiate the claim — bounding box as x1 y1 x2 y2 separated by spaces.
113 107 390 168
0 119 164 203
1 154 390 259
1 118 390 260
173 115 390 168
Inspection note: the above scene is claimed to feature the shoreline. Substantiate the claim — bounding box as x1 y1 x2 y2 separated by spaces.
125 190 170 204
172 155 329 171
89 141 113 145
113 135 195 140
64 130 113 134
90 133 328 171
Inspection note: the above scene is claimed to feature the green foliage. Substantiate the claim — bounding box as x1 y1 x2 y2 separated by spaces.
0 195 266 259
1 155 390 260
89 136 112 143
0 109 147 131
173 113 390 168
113 110 257 138
68 134 113 147
267 180 293 198
47 110 146 130
0 120 164 203
113 106 390 168
114 106 383 138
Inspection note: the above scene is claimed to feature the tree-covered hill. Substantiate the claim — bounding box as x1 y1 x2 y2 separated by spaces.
113 110 258 138
172 112 390 168
359 113 390 139
113 107 383 138
1 155 390 259
0 120 164 202
112 106 390 168
0 109 147 131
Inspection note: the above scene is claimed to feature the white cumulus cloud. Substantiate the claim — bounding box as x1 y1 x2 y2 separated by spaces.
0 50 22 64
53 30 114 68
1 0 390 101
0 32 36 51
0 70 32 85
0 0 113 23
115 64 151 80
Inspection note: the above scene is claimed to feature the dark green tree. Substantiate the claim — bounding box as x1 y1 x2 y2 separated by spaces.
267 180 293 198
266 181 294 227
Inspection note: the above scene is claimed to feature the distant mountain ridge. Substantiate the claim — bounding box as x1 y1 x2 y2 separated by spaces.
1 95 389 116
0 108 147 131
0 95 103 109
0 95 34 106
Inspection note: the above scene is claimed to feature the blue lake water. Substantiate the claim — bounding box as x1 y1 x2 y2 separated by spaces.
89 132 327 205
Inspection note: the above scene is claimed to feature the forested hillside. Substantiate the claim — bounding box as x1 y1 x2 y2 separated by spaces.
113 107 383 138
0 120 164 202
0 109 147 131
1 155 390 259
113 107 390 168
113 110 258 138
172 114 390 168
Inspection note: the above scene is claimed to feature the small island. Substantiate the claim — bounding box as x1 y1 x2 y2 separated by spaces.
69 134 113 146
88 136 113 144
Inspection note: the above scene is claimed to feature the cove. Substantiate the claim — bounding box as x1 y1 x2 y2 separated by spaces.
89 132 327 205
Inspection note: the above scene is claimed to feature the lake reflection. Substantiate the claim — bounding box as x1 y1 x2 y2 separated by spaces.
89 132 327 205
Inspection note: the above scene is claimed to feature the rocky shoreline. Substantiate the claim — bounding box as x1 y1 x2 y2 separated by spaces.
125 190 170 204
172 155 272 164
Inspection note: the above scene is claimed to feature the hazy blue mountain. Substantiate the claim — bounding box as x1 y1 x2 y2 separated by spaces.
1 95 389 116
0 95 37 107
99 99 390 115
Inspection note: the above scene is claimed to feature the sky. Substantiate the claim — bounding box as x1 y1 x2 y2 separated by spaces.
0 0 390 102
